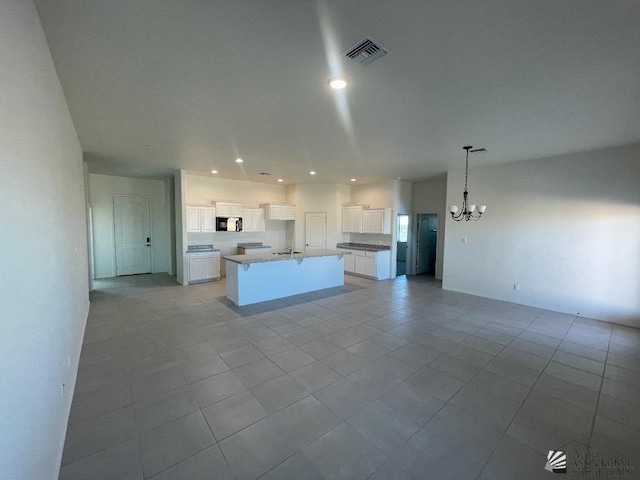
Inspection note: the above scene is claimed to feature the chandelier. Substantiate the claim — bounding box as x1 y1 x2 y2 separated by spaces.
449 146 487 221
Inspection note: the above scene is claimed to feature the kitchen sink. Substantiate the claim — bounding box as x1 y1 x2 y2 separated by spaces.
272 251 303 255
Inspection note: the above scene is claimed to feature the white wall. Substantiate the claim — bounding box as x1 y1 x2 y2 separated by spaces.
351 180 395 209
0 1 89 478
443 144 640 326
413 173 447 279
89 174 172 279
287 184 350 251
186 175 289 275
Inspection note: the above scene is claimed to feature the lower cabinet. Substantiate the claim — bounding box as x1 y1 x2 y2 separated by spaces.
338 248 390 280
188 252 220 284
344 250 355 273
354 251 367 275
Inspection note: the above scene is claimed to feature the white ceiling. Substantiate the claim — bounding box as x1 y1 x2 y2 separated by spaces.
34 0 640 185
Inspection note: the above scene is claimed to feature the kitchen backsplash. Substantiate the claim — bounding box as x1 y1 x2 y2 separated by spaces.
349 233 392 246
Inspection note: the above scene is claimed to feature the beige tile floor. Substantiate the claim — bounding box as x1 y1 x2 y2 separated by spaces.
59 273 640 480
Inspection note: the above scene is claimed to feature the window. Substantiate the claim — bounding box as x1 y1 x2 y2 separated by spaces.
397 214 409 242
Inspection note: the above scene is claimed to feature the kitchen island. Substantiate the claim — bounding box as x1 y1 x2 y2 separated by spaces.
224 250 345 306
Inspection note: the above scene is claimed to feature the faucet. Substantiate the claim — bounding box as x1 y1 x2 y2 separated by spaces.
287 246 293 255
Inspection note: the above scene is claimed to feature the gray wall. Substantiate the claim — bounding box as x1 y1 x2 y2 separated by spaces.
89 173 172 279
443 144 640 325
0 1 89 477
413 174 447 279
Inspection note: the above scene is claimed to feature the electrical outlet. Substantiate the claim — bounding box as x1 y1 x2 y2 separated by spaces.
513 283 520 291
461 237 467 244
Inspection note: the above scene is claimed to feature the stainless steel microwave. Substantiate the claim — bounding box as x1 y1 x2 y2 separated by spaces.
216 216 242 232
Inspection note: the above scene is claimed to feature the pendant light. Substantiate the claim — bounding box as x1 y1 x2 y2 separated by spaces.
449 146 487 221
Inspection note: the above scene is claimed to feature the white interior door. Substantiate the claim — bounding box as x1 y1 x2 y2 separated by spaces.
114 195 152 275
305 212 326 250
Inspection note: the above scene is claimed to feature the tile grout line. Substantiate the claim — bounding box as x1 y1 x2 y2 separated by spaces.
68 276 637 480
390 320 517 480
472 309 577 479
586 329 613 453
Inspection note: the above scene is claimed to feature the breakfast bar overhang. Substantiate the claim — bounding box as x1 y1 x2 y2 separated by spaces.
223 250 345 306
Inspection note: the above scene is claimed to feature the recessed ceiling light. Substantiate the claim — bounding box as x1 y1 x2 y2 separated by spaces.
328 76 348 90
310 171 316 175
235 158 243 163
211 170 218 174
350 178 356 182
277 178 283 183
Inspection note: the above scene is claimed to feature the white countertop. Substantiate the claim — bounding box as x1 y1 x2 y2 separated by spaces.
223 249 344 265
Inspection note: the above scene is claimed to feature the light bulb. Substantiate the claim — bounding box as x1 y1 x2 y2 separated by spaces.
468 204 476 212
328 77 348 90
449 205 459 214
478 205 487 213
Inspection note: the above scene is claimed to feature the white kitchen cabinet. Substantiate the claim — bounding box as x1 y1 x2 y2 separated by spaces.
260 203 296 220
187 206 216 232
341 250 355 273
342 206 364 233
354 251 367 275
282 205 295 220
365 252 377 276
362 208 392 234
216 201 243 217
243 208 265 232
188 251 220 283
337 247 391 280
187 207 200 232
201 207 216 232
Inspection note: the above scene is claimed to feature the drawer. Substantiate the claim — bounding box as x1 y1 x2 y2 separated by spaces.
365 251 377 257
188 252 219 259
354 250 366 257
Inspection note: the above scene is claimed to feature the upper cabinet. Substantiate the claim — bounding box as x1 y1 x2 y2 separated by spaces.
342 205 364 233
343 205 391 234
216 201 243 217
187 206 216 233
243 208 266 232
362 208 392 234
261 203 296 220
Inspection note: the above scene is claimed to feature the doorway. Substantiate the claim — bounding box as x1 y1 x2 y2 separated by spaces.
305 212 326 250
416 213 437 276
396 214 409 276
113 195 152 276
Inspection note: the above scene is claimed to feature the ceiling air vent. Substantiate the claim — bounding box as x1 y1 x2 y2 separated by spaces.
344 38 388 66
